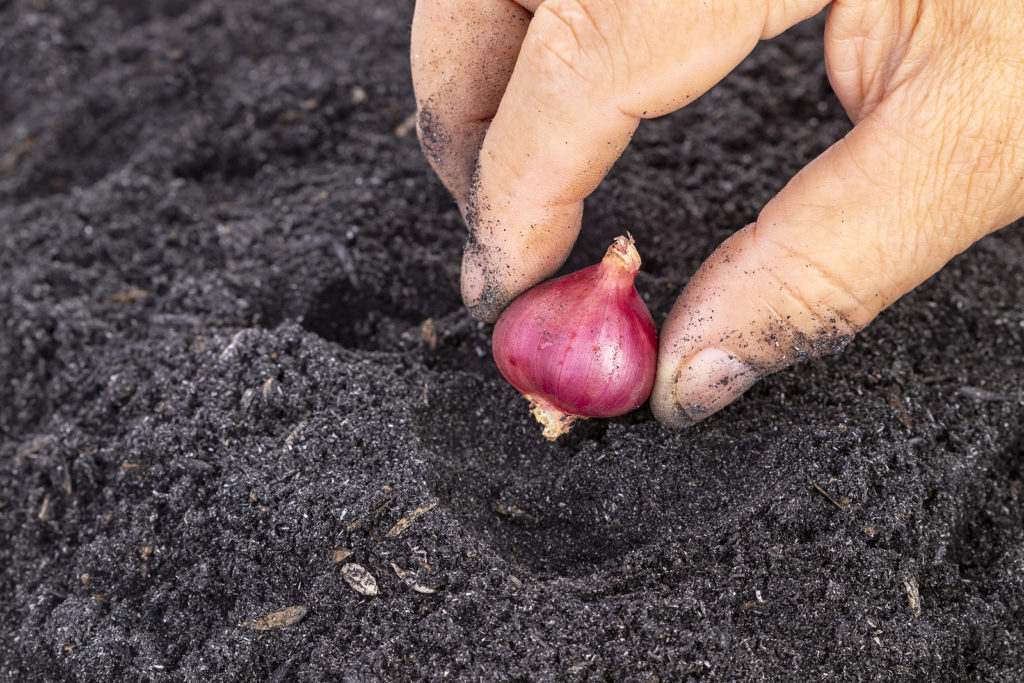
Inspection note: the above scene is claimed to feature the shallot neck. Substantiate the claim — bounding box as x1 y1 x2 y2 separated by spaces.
602 234 642 275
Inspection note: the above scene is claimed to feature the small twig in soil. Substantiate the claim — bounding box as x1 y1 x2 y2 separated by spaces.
332 241 359 288
884 388 913 429
904 577 921 617
60 455 73 495
812 481 848 510
345 498 393 533
957 386 1020 403
274 468 299 484
0 136 37 175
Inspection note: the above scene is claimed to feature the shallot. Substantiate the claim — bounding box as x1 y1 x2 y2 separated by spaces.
492 234 657 439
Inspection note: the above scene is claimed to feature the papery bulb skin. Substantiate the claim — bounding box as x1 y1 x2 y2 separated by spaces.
492 235 658 440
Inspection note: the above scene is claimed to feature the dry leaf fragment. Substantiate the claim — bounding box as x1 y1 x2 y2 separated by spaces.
243 605 308 631
420 318 438 350
240 387 256 410
390 562 437 594
494 502 526 518
394 111 417 137
0 135 37 175
387 500 438 537
332 548 353 563
341 563 378 596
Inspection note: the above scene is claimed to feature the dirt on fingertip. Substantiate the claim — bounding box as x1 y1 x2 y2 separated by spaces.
2 1 1022 680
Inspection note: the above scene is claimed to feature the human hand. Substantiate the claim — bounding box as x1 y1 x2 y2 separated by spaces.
410 0 1024 427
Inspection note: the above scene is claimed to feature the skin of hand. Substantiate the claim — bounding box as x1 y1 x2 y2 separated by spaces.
410 0 1024 428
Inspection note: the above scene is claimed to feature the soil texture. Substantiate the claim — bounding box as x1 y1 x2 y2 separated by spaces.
1 1 1022 680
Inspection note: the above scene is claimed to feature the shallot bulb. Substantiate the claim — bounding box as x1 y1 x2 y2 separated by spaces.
492 234 658 440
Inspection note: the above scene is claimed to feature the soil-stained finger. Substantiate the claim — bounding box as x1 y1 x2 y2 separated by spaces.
411 0 534 206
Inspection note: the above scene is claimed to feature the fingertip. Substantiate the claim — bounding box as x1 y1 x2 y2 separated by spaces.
649 389 696 430
460 240 510 323
459 180 583 322
652 347 760 428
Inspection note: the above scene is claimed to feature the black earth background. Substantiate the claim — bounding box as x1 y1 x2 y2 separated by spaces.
1 1 1022 679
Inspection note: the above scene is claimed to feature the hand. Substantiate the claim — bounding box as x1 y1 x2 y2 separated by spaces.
410 0 1024 427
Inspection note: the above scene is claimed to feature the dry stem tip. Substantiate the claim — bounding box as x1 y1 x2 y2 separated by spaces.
604 234 641 273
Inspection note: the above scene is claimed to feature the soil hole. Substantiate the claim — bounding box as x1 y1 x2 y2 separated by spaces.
301 278 458 352
302 281 413 351
413 375 774 577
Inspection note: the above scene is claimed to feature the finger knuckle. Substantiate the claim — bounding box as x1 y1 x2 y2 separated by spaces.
527 4 588 82
745 215 874 335
528 0 619 86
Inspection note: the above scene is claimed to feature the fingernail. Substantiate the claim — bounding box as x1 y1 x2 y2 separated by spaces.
461 245 507 323
673 348 758 423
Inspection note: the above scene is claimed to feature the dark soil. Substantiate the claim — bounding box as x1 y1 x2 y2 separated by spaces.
2 1 1022 680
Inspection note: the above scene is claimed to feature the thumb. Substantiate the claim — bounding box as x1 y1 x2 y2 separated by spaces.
651 112 1024 427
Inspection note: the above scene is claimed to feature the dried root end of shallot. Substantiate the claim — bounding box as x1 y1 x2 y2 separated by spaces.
526 395 581 441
